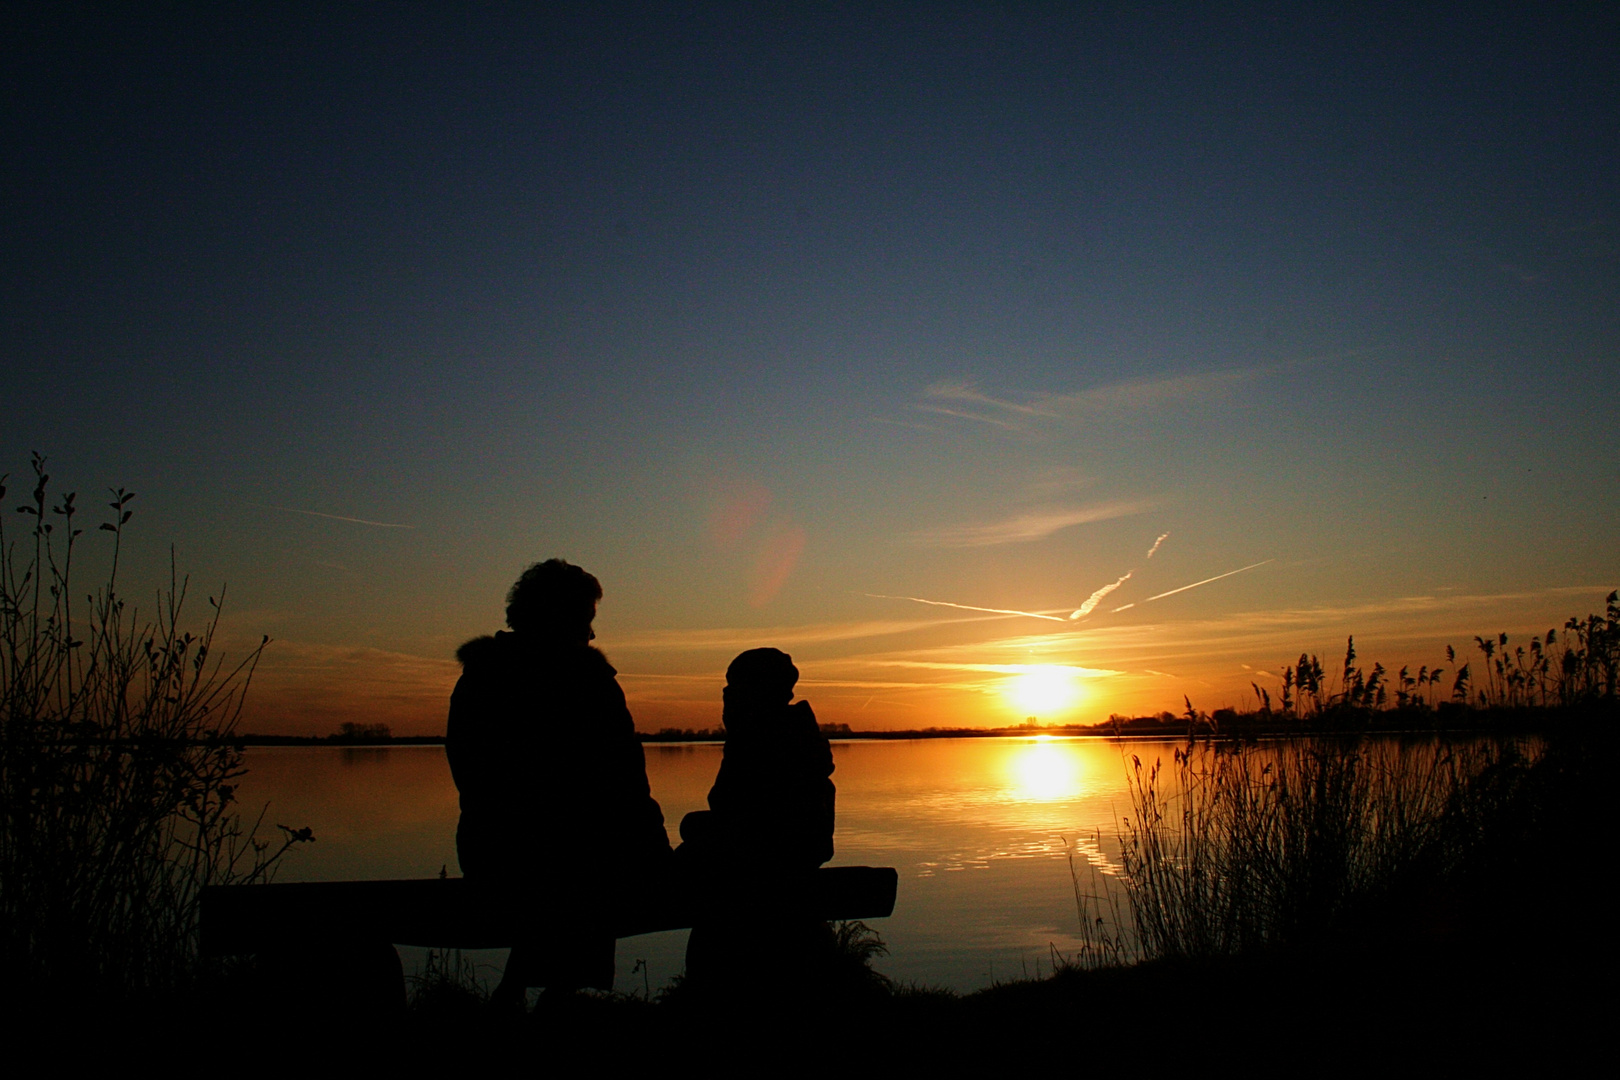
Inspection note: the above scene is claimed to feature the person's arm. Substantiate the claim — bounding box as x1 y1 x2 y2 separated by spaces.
600 670 671 852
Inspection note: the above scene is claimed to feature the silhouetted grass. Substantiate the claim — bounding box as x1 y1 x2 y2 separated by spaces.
1116 732 1532 961
1105 591 1620 738
408 948 492 1017
0 454 306 1009
1098 593 1617 964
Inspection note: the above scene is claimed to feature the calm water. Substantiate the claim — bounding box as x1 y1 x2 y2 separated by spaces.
235 737 1166 992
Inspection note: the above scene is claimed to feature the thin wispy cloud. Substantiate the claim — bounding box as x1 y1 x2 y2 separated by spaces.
1065 532 1169 620
923 381 1051 416
910 501 1146 547
872 660 1123 678
1023 468 1097 498
866 593 1067 623
805 584 1614 719
908 369 1266 435
912 405 1021 430
1042 368 1268 415
253 503 414 529
1119 559 1274 609
611 615 1001 651
1071 572 1132 619
804 678 988 692
871 417 945 433
240 640 455 732
1168 584 1610 633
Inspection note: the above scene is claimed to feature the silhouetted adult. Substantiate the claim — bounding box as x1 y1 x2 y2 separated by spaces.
446 559 668 1004
679 648 836 990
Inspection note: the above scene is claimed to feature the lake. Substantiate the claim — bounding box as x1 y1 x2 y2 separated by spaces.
235 736 1165 993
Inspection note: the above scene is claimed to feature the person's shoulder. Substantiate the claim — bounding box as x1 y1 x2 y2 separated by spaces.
456 632 614 670
582 644 617 675
455 634 501 668
548 643 618 681
787 699 820 731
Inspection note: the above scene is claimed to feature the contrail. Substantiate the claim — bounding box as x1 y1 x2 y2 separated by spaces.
866 593 1068 622
1146 532 1169 559
1120 560 1272 609
1070 572 1132 619
253 504 415 529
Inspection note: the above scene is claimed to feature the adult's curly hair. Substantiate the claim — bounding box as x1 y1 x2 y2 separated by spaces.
505 558 602 633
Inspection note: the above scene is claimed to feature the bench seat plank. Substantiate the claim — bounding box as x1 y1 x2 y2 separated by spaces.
201 865 898 954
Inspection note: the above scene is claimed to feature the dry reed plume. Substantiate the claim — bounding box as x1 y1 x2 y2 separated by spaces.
1116 732 1531 962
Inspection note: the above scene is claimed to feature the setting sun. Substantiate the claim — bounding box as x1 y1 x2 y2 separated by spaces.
1006 665 1083 718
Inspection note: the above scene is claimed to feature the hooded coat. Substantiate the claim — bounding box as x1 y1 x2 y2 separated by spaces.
446 631 668 901
703 698 835 871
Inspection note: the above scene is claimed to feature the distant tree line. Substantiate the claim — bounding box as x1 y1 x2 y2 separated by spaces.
330 721 392 742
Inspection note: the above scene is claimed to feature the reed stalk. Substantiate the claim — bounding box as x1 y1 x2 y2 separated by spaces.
0 453 307 1004
1116 732 1529 961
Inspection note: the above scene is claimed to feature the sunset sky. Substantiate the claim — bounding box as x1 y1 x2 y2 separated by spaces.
5 6 1616 734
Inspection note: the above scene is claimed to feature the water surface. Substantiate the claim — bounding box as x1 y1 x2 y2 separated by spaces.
235 737 1162 992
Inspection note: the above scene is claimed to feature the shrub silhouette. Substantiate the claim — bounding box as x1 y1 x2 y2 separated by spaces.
0 453 308 1005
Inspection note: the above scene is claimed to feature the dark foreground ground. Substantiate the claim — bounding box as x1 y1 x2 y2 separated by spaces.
357 728 1613 1072
46 726 1610 1070
376 917 1606 1073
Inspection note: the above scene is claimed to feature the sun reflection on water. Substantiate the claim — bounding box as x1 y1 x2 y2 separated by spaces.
1005 737 1086 801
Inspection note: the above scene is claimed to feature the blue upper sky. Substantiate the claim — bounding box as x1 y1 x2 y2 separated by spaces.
4 4 1615 732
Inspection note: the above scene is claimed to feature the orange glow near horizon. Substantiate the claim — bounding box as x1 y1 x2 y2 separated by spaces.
230 585 1620 736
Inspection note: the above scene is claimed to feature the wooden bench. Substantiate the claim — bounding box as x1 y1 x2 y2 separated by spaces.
201 866 898 1013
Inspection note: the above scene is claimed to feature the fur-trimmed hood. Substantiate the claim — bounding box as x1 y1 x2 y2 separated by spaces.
455 630 615 674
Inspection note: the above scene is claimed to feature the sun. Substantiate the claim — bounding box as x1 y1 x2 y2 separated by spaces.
1006 665 1083 718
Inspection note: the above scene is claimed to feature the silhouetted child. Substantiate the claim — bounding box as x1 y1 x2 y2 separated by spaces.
679 648 836 990
681 648 835 869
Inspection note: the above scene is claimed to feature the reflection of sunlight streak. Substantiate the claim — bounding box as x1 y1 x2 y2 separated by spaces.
867 593 1067 622
1007 739 1086 801
1067 832 1125 877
